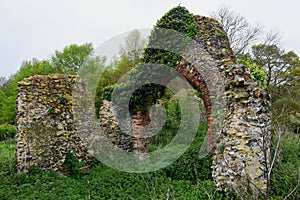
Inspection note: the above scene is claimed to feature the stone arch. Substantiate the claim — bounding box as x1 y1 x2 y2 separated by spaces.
171 15 271 193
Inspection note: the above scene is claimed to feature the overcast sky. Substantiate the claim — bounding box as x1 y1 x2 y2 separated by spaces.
1 0 299 78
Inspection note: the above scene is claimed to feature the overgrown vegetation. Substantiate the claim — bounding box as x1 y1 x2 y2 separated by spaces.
0 127 234 200
1 127 299 199
143 6 197 66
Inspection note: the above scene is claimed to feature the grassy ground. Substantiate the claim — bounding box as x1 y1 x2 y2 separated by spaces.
1 130 299 199
0 132 231 200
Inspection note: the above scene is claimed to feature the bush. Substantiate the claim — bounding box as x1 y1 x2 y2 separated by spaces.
270 132 300 199
162 123 213 183
0 123 16 141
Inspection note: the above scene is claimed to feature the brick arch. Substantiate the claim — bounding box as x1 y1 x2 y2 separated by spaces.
171 15 236 154
175 61 214 151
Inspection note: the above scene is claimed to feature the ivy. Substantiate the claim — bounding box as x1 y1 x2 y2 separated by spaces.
59 97 68 105
143 5 197 66
128 6 198 116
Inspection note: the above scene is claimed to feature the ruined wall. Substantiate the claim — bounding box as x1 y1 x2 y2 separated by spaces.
16 74 91 173
98 100 133 152
98 100 149 154
177 15 271 193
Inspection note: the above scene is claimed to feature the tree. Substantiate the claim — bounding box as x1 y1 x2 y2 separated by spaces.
51 43 93 75
95 30 146 117
251 44 300 132
143 5 197 66
119 29 147 65
211 6 282 56
0 43 98 125
210 6 262 55
252 44 300 87
115 29 147 81
0 59 57 124
238 56 266 89
0 77 8 88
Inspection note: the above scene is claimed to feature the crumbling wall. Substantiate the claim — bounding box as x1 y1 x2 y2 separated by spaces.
177 15 271 193
98 100 149 154
16 74 91 173
98 100 134 152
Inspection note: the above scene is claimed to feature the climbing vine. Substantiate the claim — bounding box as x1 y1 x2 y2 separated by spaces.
143 5 197 66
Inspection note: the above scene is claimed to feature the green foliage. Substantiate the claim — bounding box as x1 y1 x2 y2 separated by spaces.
0 94 16 124
59 97 69 105
0 139 15 174
1 6 299 199
149 97 180 147
0 44 98 126
0 59 57 124
78 55 107 98
0 124 16 141
101 84 116 102
0 140 228 200
238 56 266 89
51 43 94 75
126 6 198 118
270 132 300 199
272 97 300 132
251 44 300 132
148 91 211 183
252 44 300 87
111 64 170 116
119 29 147 65
63 151 85 176
95 66 116 118
163 124 212 183
95 30 145 118
143 5 197 66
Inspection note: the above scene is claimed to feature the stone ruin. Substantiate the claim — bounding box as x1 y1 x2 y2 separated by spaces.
16 75 92 172
16 75 151 172
98 100 149 154
175 15 271 193
15 13 271 195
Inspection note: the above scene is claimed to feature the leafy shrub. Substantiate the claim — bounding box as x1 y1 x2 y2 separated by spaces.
162 123 212 183
0 123 16 141
63 151 85 176
238 56 266 89
101 84 116 102
270 132 300 199
149 97 180 147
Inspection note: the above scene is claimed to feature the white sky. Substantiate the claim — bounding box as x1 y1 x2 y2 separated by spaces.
1 0 300 78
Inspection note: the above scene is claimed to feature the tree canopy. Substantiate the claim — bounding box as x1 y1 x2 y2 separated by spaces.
0 43 99 125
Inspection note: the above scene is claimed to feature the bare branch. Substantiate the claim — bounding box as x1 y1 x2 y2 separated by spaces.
268 127 281 178
210 6 263 55
262 30 283 47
